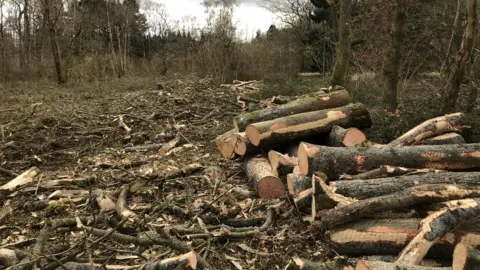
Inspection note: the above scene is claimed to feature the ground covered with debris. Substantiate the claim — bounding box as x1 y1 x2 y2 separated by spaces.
0 76 333 270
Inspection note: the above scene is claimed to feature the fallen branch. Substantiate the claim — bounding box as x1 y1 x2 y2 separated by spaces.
284 257 347 270
396 198 480 265
118 115 132 133
340 166 444 180
355 260 451 270
160 134 181 156
124 143 164 152
0 167 41 191
318 184 480 229
0 167 17 178
144 251 197 270
116 184 137 220
388 113 469 146
420 133 466 145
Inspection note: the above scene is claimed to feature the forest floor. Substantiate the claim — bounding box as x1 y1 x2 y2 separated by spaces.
0 74 479 269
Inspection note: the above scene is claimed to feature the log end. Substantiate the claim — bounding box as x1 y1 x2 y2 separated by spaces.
245 125 261 146
257 176 286 199
232 133 247 156
343 128 367 147
298 142 316 176
453 243 468 270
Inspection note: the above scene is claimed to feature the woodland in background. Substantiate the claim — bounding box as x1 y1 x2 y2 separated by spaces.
0 0 478 113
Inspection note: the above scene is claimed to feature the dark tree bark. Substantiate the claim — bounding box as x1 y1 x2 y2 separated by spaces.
442 0 477 113
43 0 64 84
382 0 407 112
441 0 465 79
330 0 351 87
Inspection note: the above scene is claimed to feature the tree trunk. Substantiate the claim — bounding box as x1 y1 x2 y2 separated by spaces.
396 199 480 265
245 103 372 148
328 125 366 147
330 172 480 200
287 174 311 196
106 7 117 77
233 90 351 132
341 166 443 181
382 0 406 112
388 113 469 146
44 0 64 84
330 0 351 87
318 184 480 229
466 80 478 113
441 0 465 80
245 156 286 199
442 0 477 113
453 243 480 270
355 260 450 270
329 218 480 257
298 142 480 179
24 0 30 69
268 150 297 177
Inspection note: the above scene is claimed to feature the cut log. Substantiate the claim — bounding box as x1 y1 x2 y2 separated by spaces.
329 218 480 257
453 243 480 270
287 174 311 195
234 90 352 132
269 150 298 177
231 132 258 156
420 133 466 145
285 257 347 270
396 198 480 265
318 184 480 229
144 251 197 270
341 166 444 180
328 125 366 147
245 156 286 199
298 143 480 179
246 103 372 147
355 260 451 270
215 129 236 159
388 113 469 146
330 172 480 200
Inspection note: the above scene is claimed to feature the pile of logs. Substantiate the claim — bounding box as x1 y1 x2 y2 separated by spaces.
216 87 480 269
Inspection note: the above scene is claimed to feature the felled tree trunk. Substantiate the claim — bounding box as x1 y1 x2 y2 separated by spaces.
355 260 450 270
328 125 366 147
298 142 480 179
329 218 480 257
231 132 258 156
388 113 469 146
269 150 298 177
420 133 466 145
246 103 372 147
453 243 480 270
318 184 480 229
341 166 443 180
396 198 480 265
234 90 351 131
245 156 286 199
330 172 480 200
215 129 236 159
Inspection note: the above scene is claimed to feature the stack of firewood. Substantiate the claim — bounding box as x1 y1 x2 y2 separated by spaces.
216 87 480 269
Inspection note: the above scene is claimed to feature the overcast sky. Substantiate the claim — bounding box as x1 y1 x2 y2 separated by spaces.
145 0 278 39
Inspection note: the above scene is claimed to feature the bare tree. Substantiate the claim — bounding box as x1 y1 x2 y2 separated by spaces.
440 0 465 81
41 0 64 83
442 0 477 113
382 0 407 112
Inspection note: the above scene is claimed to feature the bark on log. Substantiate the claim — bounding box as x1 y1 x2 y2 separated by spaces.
231 132 258 156
269 150 298 177
318 184 480 229
388 113 469 146
396 198 480 265
215 129 236 159
234 90 351 132
328 125 366 147
420 133 466 145
329 218 480 257
246 103 372 147
144 251 197 270
287 174 311 195
245 156 286 199
341 166 443 180
453 243 480 270
330 172 480 200
285 257 346 270
298 143 480 179
355 260 451 270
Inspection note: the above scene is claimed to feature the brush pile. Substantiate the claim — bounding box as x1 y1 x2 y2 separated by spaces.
216 87 480 269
